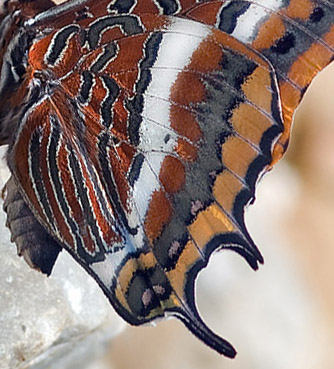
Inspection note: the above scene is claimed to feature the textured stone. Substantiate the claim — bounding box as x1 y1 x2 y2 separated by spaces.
0 149 125 369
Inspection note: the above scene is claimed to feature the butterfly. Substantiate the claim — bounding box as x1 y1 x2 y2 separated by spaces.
0 0 333 358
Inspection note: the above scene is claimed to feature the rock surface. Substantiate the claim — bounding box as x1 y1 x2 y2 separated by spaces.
0 148 125 369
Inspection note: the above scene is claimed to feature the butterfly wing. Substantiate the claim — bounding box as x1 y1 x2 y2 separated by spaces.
2 0 334 357
6 8 284 356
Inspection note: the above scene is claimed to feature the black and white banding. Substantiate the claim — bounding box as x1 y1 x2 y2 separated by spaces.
86 14 144 49
44 24 80 66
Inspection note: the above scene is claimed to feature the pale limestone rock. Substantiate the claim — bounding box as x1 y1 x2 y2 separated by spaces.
0 151 125 369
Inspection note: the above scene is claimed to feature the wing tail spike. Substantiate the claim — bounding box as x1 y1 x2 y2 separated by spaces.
225 242 263 270
236 231 264 267
211 230 263 270
176 307 237 358
242 232 264 266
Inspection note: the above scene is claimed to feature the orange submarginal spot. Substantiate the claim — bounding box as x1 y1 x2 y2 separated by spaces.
115 257 138 311
159 156 185 194
170 105 202 142
115 256 137 293
213 170 243 215
230 103 272 148
324 25 334 48
139 251 156 269
278 82 301 122
283 0 313 20
170 72 205 105
144 189 172 243
287 43 333 89
241 66 273 114
75 17 91 29
222 136 258 179
251 15 286 50
272 29 334 167
210 29 268 67
175 138 198 162
270 81 301 166
114 92 130 125
115 251 157 313
166 240 201 298
188 204 235 250
115 285 132 313
188 38 223 73
85 135 99 170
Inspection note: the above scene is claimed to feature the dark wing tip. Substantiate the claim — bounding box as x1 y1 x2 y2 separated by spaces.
177 309 237 358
